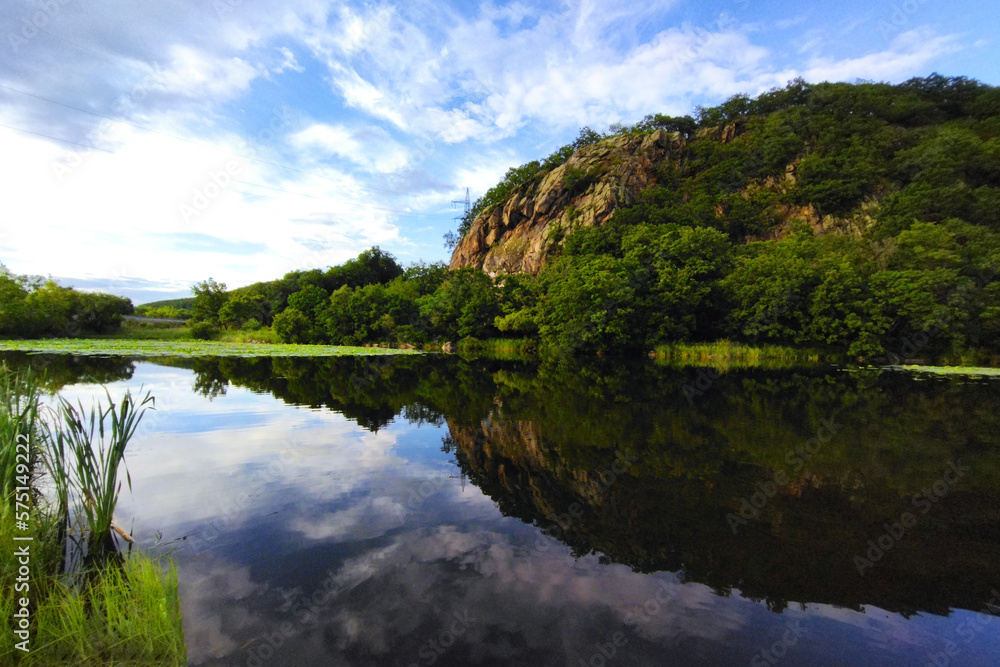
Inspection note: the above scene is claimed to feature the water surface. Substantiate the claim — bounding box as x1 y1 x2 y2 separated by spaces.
7 352 1000 666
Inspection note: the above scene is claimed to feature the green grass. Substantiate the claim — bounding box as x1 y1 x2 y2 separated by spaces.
457 337 537 360
0 369 186 665
651 340 825 370
98 324 193 341
0 338 424 358
0 505 186 666
892 365 1000 377
45 388 154 554
217 327 282 344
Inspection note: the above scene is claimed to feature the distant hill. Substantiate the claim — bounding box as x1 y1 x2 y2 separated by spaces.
138 297 195 310
135 297 195 318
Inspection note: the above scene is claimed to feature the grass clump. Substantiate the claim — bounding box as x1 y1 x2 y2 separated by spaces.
0 367 186 665
0 338 424 358
217 326 282 344
652 340 824 370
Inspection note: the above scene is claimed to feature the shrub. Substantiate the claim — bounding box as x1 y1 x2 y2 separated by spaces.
189 322 218 340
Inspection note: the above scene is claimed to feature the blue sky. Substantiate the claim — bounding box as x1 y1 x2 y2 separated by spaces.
0 0 997 303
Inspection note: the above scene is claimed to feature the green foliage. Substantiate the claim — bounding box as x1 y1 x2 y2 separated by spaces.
0 268 133 338
323 246 404 291
633 113 697 137
0 338 419 357
539 255 641 353
134 297 195 313
191 277 228 325
136 305 190 319
561 164 604 195
273 307 313 344
189 321 219 340
418 268 501 339
218 291 267 330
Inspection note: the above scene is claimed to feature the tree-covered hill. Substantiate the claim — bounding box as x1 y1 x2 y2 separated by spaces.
441 74 1000 357
9 75 996 361
181 75 999 360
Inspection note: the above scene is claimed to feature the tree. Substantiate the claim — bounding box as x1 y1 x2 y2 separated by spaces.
272 308 312 344
0 270 30 336
218 292 267 330
418 268 500 340
538 255 640 354
192 278 228 325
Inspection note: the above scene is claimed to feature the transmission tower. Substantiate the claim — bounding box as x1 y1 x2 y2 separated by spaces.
451 187 470 224
445 187 471 250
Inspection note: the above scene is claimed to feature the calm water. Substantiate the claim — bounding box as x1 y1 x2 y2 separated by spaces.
6 352 1000 666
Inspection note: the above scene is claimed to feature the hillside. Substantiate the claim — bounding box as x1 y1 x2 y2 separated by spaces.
450 75 1000 276
61 75 997 361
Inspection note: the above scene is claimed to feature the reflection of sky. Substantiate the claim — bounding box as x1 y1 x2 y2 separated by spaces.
55 362 1000 666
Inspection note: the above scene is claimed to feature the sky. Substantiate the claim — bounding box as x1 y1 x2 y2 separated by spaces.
0 0 997 303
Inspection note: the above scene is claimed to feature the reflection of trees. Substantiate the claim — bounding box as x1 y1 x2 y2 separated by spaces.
0 352 136 393
437 358 1000 617
185 351 1000 617
15 347 1000 615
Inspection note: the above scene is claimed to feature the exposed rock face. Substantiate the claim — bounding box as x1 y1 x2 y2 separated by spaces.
449 130 683 276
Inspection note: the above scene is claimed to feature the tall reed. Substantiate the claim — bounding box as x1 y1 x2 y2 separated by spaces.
0 369 185 664
43 388 154 556
0 366 44 504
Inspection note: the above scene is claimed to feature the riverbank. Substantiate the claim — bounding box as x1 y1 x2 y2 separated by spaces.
0 370 186 665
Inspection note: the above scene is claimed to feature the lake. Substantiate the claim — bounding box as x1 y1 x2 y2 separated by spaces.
5 351 1000 666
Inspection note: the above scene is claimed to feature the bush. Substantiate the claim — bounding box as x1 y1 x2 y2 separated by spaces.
458 336 484 351
272 308 313 344
241 318 262 331
189 322 219 340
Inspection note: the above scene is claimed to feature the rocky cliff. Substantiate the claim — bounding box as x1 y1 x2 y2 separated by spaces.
448 122 889 275
449 130 684 275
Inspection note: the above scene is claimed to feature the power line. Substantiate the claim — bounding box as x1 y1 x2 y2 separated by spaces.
229 179 439 216
0 120 446 217
0 120 115 153
0 82 426 199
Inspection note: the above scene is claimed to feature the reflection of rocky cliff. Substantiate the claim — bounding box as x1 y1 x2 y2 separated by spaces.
448 414 1000 617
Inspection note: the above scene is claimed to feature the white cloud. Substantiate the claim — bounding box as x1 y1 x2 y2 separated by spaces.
275 46 305 74
801 28 960 83
151 46 259 101
291 122 410 173
0 0 980 293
